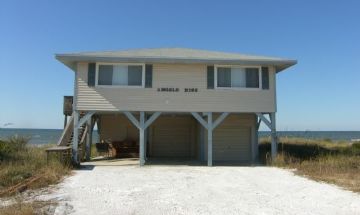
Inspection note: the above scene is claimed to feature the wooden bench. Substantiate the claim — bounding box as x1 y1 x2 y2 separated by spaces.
45 146 71 165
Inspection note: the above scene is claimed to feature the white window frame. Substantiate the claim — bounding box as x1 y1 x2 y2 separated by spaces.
95 62 146 88
214 65 262 91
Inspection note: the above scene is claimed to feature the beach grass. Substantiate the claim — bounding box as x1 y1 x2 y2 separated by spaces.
0 199 57 215
0 136 71 197
260 137 360 192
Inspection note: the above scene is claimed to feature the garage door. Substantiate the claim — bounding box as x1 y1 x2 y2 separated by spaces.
213 126 251 162
151 116 193 157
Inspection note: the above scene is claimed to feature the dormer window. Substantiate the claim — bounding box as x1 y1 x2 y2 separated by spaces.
96 63 145 88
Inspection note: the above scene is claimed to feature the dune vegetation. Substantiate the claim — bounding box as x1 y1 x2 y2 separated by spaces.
259 137 360 193
0 136 71 197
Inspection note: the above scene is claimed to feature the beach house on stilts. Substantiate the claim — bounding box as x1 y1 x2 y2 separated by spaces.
55 48 296 166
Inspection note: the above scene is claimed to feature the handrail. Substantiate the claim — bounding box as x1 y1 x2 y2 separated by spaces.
78 124 88 161
79 125 88 146
57 114 74 146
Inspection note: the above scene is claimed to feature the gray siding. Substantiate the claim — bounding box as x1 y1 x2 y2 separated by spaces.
76 62 276 112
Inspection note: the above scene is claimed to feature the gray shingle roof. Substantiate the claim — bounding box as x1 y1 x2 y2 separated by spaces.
56 48 296 72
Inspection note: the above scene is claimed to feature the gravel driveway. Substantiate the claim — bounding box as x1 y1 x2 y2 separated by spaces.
45 162 360 215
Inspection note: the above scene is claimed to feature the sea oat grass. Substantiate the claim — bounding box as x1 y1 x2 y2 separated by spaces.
0 136 71 196
260 137 360 192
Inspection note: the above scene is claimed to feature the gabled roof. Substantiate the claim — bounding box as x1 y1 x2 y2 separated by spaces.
56 48 297 72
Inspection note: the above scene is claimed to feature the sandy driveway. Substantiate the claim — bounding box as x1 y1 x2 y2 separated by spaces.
43 161 360 215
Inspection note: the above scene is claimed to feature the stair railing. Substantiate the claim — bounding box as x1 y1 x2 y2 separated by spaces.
57 113 74 146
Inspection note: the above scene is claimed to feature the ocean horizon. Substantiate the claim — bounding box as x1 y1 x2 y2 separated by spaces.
0 128 359 145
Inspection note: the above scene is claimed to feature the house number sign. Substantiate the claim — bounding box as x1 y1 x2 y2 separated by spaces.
157 87 198 92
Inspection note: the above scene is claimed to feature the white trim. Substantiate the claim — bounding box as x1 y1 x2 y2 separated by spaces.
214 64 262 91
95 62 145 88
215 87 263 92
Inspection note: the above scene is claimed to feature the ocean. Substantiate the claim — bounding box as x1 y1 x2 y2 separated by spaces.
0 128 359 145
0 128 100 145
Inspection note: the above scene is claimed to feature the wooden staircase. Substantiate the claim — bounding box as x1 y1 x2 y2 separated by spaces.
57 113 88 161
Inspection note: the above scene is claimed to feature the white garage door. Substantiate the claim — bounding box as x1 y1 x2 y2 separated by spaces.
213 126 251 162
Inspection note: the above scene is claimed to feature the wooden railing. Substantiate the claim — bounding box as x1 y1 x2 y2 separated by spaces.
79 125 88 160
57 114 74 146
57 112 90 161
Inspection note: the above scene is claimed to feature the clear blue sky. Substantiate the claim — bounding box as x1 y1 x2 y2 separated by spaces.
0 0 359 131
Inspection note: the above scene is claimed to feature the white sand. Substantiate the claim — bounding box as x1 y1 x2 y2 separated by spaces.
41 164 360 215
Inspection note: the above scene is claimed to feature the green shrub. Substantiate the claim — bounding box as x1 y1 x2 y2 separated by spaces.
351 142 360 155
0 136 30 161
352 141 360 147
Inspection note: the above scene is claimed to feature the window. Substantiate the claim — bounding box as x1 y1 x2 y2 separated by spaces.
215 66 261 89
97 64 144 87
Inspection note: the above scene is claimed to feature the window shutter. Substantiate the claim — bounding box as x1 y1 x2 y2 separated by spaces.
207 66 214 89
261 67 269 89
88 63 96 86
245 68 259 88
145 64 153 88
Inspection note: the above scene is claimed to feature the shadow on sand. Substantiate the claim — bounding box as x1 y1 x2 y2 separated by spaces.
78 156 261 169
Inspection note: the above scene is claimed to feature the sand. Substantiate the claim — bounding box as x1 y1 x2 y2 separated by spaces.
36 164 360 215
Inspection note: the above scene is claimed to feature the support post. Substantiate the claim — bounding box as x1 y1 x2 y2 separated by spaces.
270 112 277 159
72 111 79 165
144 113 148 160
144 128 148 160
72 68 79 165
85 117 92 161
254 115 262 161
207 112 213 167
123 111 161 166
191 112 229 166
139 112 145 166
199 125 204 161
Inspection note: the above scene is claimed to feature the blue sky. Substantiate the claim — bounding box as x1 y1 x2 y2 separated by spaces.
0 0 359 130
